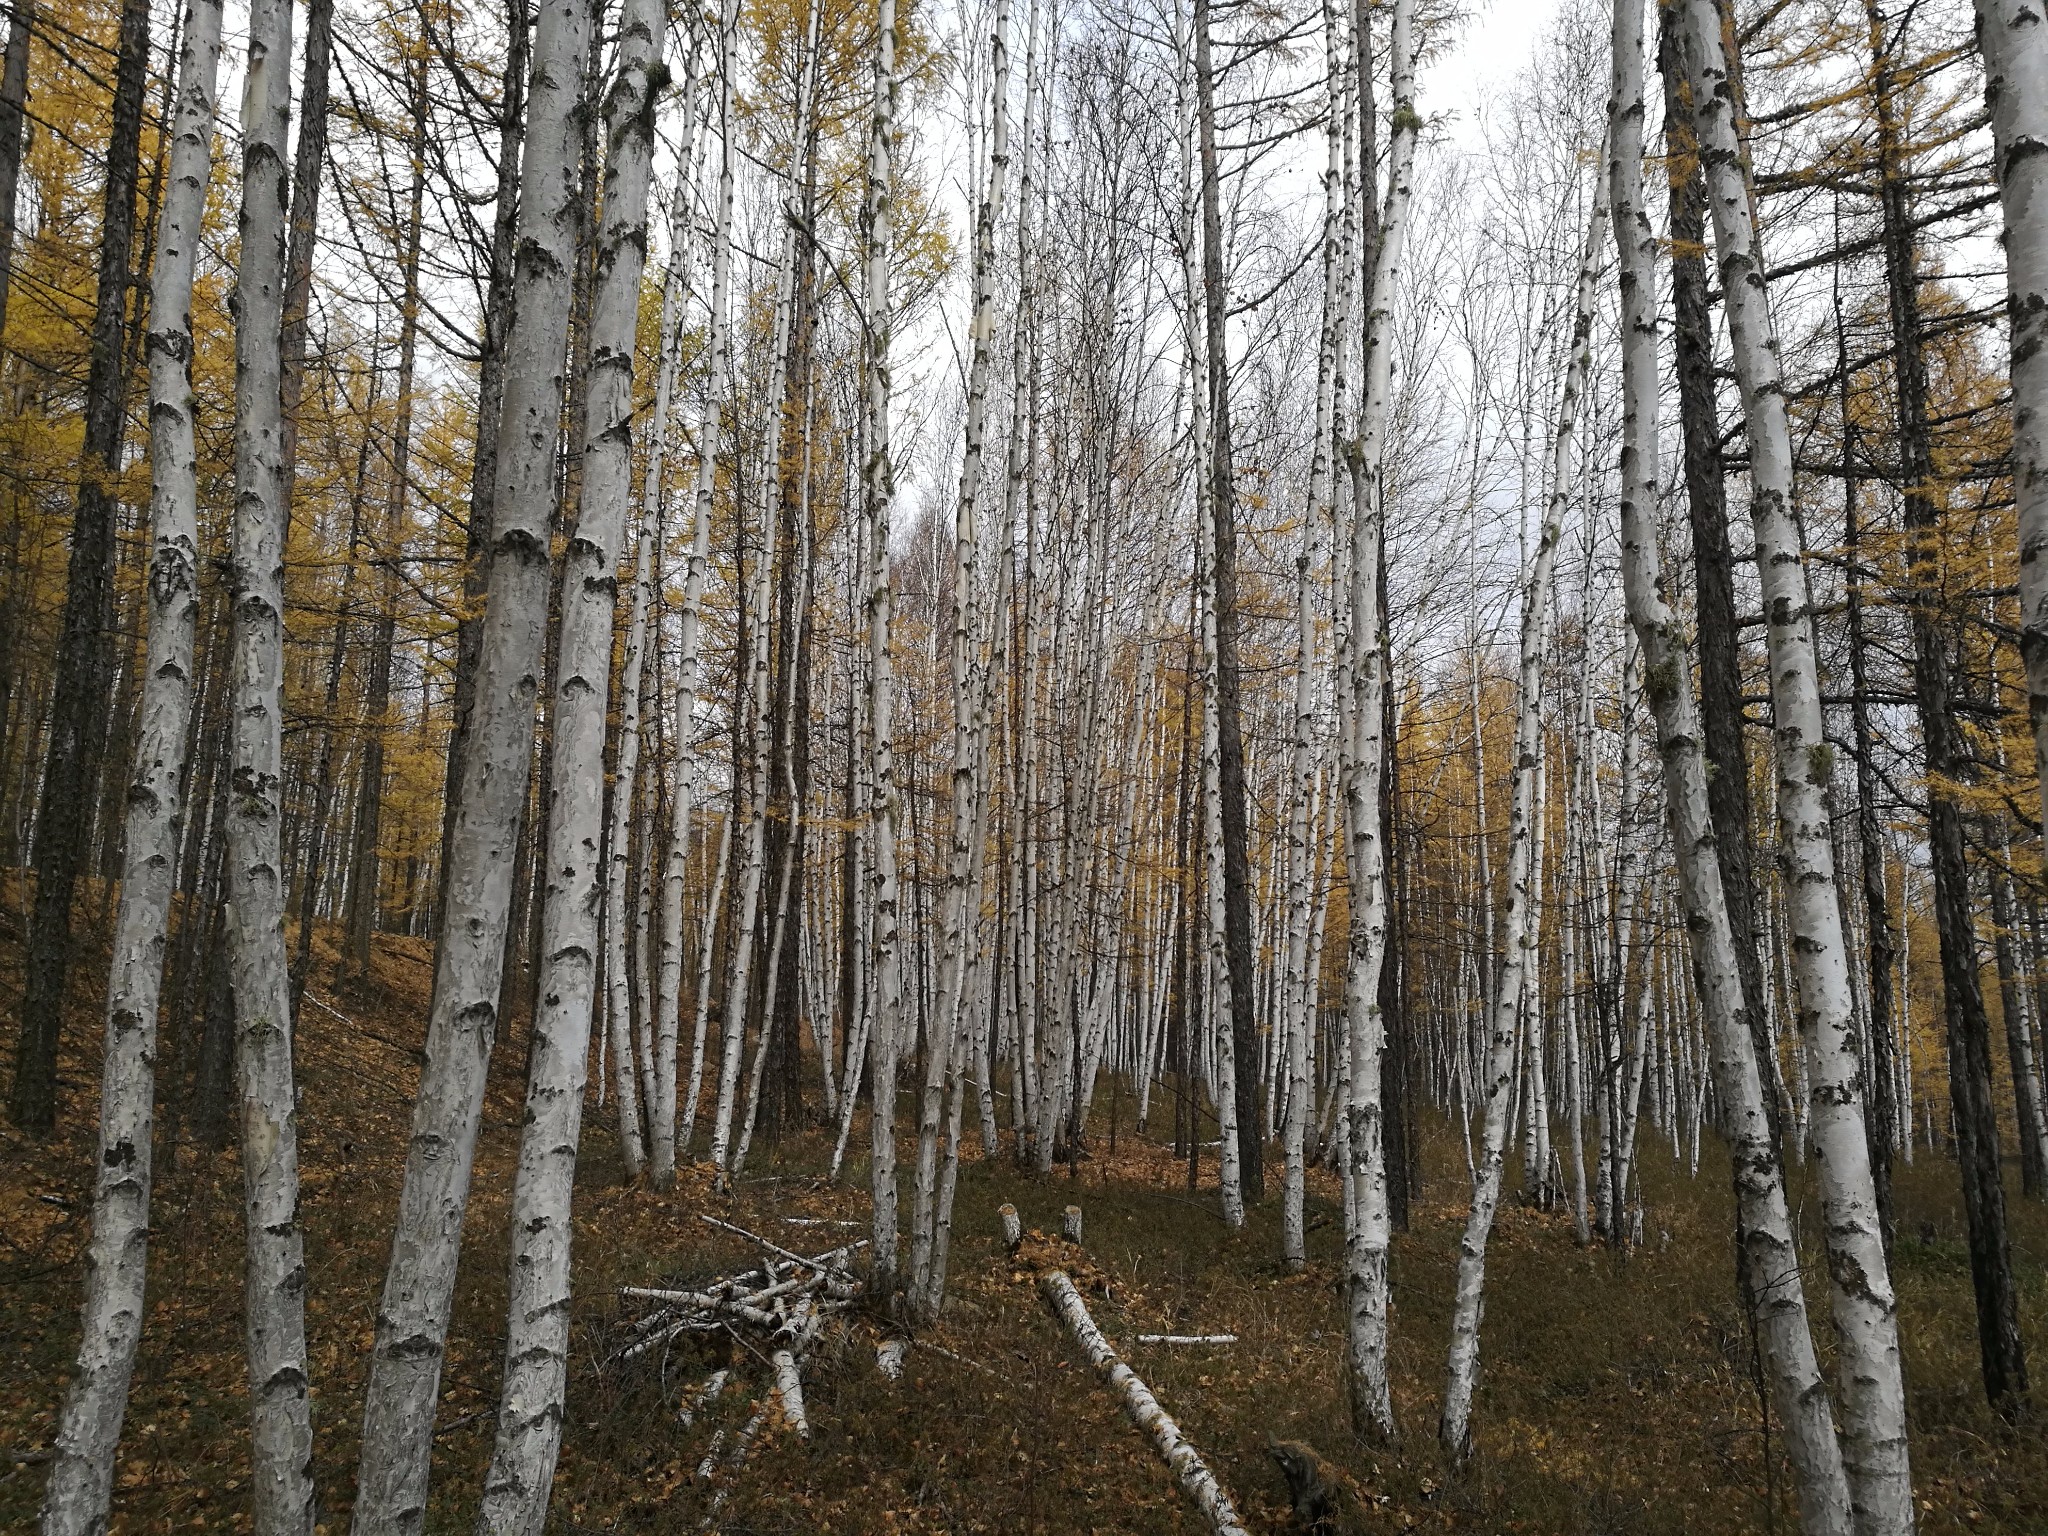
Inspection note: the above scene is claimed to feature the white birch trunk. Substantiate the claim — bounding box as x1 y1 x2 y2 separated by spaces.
865 0 905 1300
1038 1270 1251 1536
226 3 315 1526
1978 0 2048 867
909 0 1009 1320
477 0 664 1525
1606 7 1853 1525
604 523 654 1180
1440 141 1603 1469
646 64 702 1188
351 0 593 1521
1331 0 1415 1448
40 4 223 1528
1679 8 1913 1528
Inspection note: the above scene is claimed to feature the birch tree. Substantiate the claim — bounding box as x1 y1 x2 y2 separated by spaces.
1677 5 1913 1528
39 2 224 1527
476 0 664 1522
1607 1 1851 1526
1978 0 2048 856
865 0 906 1302
351 0 595 1523
1336 0 1415 1447
1440 127 1603 1470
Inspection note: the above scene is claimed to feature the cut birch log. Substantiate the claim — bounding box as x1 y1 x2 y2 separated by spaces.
1134 1334 1238 1346
1062 1204 1083 1243
1037 1269 1250 1536
876 1337 909 1380
999 1203 1022 1251
771 1350 809 1438
678 1368 730 1427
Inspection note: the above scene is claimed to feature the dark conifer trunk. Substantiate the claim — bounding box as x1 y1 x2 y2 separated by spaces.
1191 0 1261 1200
10 0 150 1134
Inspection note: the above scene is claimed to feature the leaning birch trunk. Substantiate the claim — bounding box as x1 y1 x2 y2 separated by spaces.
351 0 591 1522
1606 3 1853 1527
604 516 655 1181
646 50 704 1188
40 5 223 1528
909 0 1009 1319
1679 7 1913 1529
476 0 664 1526
1333 0 1415 1449
864 0 905 1302
1038 1269 1250 1536
226 3 316 1527
1977 0 2048 868
1440 145 1603 1470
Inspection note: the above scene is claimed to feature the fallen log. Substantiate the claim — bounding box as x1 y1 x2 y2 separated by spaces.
1133 1334 1239 1346
1037 1269 1250 1536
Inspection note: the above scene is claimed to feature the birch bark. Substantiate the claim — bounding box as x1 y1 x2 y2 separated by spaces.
227 1 316 1524
1679 7 1914 1526
1607 5 1852 1525
910 0 1009 1318
647 47 704 1189
1977 0 2048 859
865 0 906 1300
475 0 663 1524
1333 0 1414 1447
351 0 593 1524
40 4 223 1527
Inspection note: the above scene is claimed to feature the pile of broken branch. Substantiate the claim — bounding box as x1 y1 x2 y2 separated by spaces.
614 1213 865 1522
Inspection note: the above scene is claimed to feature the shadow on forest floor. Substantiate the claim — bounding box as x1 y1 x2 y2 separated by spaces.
1 877 2043 1533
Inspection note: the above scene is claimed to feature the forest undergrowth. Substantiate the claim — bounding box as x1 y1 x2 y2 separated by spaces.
2 886 2041 1535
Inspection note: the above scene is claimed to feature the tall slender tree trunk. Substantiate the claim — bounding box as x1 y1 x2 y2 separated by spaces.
351 0 593 1524
477 0 663 1523
39 4 224 1526
1978 1 2048 880
1654 0 1780 1150
1679 4 1915 1526
646 40 705 1189
1191 0 1262 1201
228 0 316 1526
345 52 428 981
1609 8 1852 1526
1869 0 2027 1414
439 4 529 923
864 0 905 1301
9 0 150 1136
1441 144 1602 1470
0 0 33 352
910 0 1006 1320
1335 0 1414 1447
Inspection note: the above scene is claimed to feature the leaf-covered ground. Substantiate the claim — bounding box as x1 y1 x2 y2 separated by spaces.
2 887 2043 1533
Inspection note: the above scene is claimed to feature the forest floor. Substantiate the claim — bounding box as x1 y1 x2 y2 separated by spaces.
2 891 2045 1534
